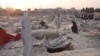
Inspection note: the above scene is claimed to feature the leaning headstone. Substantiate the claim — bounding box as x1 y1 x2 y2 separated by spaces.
21 11 33 56
54 17 62 29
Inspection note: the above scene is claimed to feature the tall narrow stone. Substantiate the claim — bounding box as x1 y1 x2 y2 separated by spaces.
21 11 33 56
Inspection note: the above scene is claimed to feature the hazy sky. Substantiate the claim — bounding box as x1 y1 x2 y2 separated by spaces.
0 0 99 10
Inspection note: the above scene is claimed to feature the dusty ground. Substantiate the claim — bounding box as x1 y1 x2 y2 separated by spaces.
0 18 100 56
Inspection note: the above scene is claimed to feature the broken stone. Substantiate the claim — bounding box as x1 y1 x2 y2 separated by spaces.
67 36 73 40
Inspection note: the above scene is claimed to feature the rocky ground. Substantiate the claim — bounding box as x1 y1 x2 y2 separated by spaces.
0 17 100 56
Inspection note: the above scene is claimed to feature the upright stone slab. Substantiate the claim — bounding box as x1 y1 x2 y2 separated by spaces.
21 11 33 56
54 17 61 29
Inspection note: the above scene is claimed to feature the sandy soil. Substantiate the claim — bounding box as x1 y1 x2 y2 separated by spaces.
0 18 100 56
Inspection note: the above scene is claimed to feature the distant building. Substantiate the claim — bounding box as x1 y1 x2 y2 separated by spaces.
31 7 79 17
94 12 100 20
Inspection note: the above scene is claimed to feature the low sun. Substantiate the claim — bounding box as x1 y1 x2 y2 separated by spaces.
1 0 54 9
1 0 25 9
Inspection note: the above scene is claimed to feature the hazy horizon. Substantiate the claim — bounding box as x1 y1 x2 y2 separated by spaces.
0 0 100 10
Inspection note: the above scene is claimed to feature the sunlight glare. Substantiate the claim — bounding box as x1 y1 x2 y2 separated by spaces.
0 0 54 9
